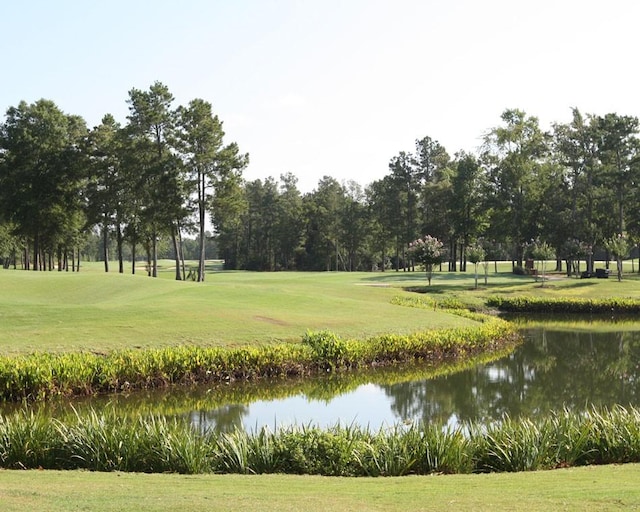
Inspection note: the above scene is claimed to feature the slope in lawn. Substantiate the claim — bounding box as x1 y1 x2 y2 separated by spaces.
0 270 473 354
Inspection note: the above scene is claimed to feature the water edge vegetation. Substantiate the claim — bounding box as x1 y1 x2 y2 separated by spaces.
2 405 640 476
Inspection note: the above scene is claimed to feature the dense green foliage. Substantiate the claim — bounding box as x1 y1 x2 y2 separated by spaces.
487 296 640 314
2 405 640 475
0 318 516 402
0 83 246 278
2 95 640 275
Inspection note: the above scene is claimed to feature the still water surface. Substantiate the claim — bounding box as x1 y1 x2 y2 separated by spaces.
8 325 640 431
186 325 640 431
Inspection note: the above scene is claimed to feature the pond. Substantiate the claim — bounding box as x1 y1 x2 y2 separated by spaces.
5 323 640 431
182 324 640 431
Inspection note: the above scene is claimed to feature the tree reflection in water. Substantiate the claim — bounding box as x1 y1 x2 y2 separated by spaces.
381 328 640 427
189 404 249 434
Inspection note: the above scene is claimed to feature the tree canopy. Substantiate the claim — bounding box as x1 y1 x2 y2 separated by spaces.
1 91 639 278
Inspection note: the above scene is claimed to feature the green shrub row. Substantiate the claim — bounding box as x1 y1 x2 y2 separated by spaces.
487 296 640 314
302 319 515 371
0 318 517 402
1 406 639 475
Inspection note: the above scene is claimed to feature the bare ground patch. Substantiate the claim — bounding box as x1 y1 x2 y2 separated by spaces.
253 315 289 326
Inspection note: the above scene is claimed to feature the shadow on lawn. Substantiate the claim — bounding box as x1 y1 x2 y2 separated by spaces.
361 271 486 283
361 271 533 291
361 270 607 294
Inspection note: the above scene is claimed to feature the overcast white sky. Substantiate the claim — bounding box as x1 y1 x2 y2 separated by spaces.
3 0 639 192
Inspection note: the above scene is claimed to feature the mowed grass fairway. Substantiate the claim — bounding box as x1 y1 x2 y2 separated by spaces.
0 263 480 355
1 465 639 512
2 261 640 354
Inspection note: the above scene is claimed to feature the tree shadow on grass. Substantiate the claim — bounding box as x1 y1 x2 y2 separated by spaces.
361 271 485 283
361 271 536 293
362 271 605 295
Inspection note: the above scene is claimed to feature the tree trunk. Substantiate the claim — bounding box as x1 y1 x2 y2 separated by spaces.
116 223 124 274
172 224 182 281
33 234 40 271
179 229 186 281
103 223 109 272
555 257 562 272
152 230 158 278
395 238 400 271
198 203 206 282
146 243 152 277
131 236 137 275
23 241 29 270
617 257 623 281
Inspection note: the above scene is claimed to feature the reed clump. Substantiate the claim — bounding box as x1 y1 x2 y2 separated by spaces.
1 406 639 475
487 296 640 314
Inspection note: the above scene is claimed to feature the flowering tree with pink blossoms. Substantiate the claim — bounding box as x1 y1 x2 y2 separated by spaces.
408 235 444 286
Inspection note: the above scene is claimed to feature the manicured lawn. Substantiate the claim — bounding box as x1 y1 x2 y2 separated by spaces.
1 464 639 511
1 260 640 355
0 265 475 355
393 262 640 308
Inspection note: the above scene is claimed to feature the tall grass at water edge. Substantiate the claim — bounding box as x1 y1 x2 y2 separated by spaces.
487 296 640 314
0 317 516 402
2 406 640 476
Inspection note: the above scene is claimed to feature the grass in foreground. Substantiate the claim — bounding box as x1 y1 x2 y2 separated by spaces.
1 465 639 512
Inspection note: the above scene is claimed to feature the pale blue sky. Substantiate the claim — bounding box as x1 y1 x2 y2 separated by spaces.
3 0 639 191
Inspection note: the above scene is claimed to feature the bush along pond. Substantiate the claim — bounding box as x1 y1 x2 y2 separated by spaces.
0 314 517 402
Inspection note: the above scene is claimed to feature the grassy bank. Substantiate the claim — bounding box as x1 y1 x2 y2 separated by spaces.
2 464 639 512
0 317 516 401
0 345 517 419
487 296 640 313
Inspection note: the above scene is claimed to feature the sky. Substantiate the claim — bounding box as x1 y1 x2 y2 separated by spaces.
3 0 639 192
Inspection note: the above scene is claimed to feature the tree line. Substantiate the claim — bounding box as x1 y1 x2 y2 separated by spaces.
214 107 640 275
0 82 246 280
1 84 639 277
